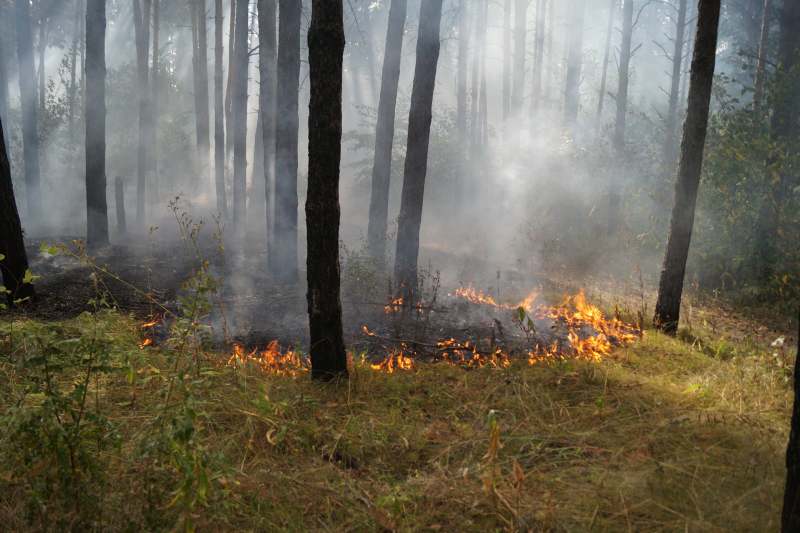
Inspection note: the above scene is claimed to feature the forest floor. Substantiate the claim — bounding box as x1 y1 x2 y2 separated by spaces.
0 233 796 530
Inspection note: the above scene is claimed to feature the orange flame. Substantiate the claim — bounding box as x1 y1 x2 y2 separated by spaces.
227 341 309 376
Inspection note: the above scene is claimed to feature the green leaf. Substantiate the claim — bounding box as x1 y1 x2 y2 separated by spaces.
22 269 40 284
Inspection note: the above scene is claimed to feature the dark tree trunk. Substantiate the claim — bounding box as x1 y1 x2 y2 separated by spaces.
15 0 42 222
502 0 511 121
0 116 34 305
754 0 800 282
563 0 586 129
0 4 8 128
258 0 277 251
653 0 720 334
214 0 227 217
366 0 407 263
232 0 249 240
663 0 688 167
273 0 301 282
192 0 211 186
393 0 443 301
608 0 633 234
115 176 126 236
133 0 151 225
306 0 348 381
511 0 527 114
530 0 546 115
782 312 800 531
86 0 108 248
753 0 771 114
596 0 615 124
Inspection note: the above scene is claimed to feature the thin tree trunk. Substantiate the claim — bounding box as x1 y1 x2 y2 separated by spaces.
225 0 236 159
469 1 484 148
545 0 555 102
68 0 81 141
214 0 227 217
502 0 511 120
782 311 800 531
663 0 688 167
151 0 160 201
511 0 527 114
457 1 469 143
653 0 720 334
86 0 108 248
232 0 249 240
192 0 211 189
393 0 443 301
563 0 586 129
306 0 348 381
596 0 615 125
258 0 277 250
0 116 34 305
15 0 42 222
531 0 546 115
753 0 771 113
0 4 9 128
273 0 301 281
133 0 151 225
37 3 46 114
608 0 633 234
366 0 407 263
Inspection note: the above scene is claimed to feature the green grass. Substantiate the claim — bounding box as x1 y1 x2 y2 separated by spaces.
0 311 792 531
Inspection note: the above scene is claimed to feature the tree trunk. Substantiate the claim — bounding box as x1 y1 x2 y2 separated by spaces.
15 0 42 222
596 0 615 125
663 0 688 167
753 0 771 114
457 1 469 139
754 0 800 282
273 0 301 282
531 0 546 115
0 116 34 305
192 0 211 187
37 4 46 114
214 0 227 217
151 0 160 202
366 0 407 263
133 0 151 226
306 0 348 381
0 4 8 128
563 0 586 129
502 0 511 121
225 0 236 160
86 0 108 248
258 0 277 251
470 1 485 149
608 0 633 234
653 0 720 334
782 312 800 531
232 0 249 240
393 0 443 301
511 0 527 114
68 0 82 141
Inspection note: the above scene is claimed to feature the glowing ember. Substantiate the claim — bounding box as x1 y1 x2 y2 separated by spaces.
384 296 405 314
138 338 154 349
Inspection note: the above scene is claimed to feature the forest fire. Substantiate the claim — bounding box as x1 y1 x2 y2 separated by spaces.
227 341 309 376
138 317 161 349
370 350 415 373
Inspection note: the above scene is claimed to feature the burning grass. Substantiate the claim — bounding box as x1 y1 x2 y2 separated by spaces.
0 310 792 531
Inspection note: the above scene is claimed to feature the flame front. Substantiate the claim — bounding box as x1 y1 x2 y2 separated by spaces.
227 341 309 376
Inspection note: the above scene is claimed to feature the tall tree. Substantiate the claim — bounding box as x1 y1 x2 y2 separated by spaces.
0 4 8 129
273 0 301 281
596 0 615 124
511 0 527 114
456 1 469 139
37 0 46 114
366 0 407 263
662 0 688 167
214 0 227 217
258 0 277 248
67 0 82 141
133 0 151 225
531 0 546 114
469 0 483 144
753 0 771 113
502 0 511 120
653 0 721 334
225 0 236 159
563 0 586 128
86 0 108 248
608 0 633 234
231 0 249 240
191 0 211 186
754 0 800 281
0 116 34 305
306 0 348 381
151 0 160 200
15 0 42 222
393 0 443 301
782 314 800 531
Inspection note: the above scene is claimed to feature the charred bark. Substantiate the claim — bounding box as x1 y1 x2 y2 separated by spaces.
393 0 443 301
133 0 151 225
306 0 348 381
214 0 227 217
273 0 301 282
86 0 108 248
782 312 800 531
232 0 249 240
0 116 34 305
258 0 277 251
653 0 720 335
563 0 586 129
366 0 407 264
663 0 688 167
608 0 633 235
15 0 42 222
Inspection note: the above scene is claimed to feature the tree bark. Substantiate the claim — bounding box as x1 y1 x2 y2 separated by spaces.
192 0 211 187
511 0 527 114
563 0 586 129
393 0 443 301
151 0 160 201
68 0 82 142
273 0 301 282
225 0 236 160
502 0 511 121
86 0 108 248
232 0 249 241
531 0 546 115
782 311 800 531
214 0 227 217
133 0 151 226
0 4 8 129
258 0 277 251
596 0 615 125
366 0 407 263
663 0 688 167
306 0 348 381
608 0 633 234
457 1 469 140
653 0 720 334
37 3 46 114
15 0 42 222
469 1 483 146
753 0 771 114
0 116 34 305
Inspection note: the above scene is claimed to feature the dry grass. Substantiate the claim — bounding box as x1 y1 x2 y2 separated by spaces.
0 311 792 531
